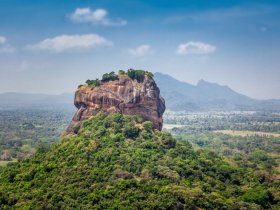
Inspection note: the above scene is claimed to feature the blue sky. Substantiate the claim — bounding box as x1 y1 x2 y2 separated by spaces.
0 0 279 99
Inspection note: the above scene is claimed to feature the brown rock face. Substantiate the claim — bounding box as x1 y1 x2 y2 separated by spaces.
67 74 165 133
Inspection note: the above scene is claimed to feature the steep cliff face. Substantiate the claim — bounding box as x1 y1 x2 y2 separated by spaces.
67 73 165 133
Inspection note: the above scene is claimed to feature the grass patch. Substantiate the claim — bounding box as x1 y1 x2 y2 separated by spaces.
0 159 17 166
213 130 280 137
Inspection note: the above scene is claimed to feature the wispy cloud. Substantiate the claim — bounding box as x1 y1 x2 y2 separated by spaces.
69 7 127 26
176 42 216 55
0 36 6 44
26 34 112 53
0 36 16 53
128 45 153 57
0 45 15 53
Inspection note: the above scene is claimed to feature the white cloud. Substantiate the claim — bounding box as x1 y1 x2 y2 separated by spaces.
128 45 153 57
0 36 7 44
176 41 216 55
71 8 107 22
69 7 127 26
26 34 112 53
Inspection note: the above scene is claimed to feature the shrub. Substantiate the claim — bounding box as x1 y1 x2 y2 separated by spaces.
101 72 118 82
156 165 180 181
85 69 153 86
123 123 140 139
242 186 270 208
118 70 126 75
127 69 146 82
86 79 100 87
159 132 176 148
143 121 153 131
111 133 125 142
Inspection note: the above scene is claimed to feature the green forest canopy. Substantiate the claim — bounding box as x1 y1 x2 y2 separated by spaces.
0 112 279 209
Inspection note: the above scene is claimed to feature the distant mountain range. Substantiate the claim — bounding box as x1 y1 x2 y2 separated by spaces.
154 72 280 111
0 72 279 111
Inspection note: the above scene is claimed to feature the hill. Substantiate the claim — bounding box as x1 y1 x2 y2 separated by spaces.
154 72 280 111
0 69 279 209
0 112 279 209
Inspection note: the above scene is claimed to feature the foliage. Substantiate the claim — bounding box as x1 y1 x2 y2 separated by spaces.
85 79 100 87
165 110 280 133
126 69 154 81
127 69 147 82
242 186 270 208
142 121 153 131
123 122 140 139
0 112 279 209
167 111 280 173
83 69 154 86
101 71 118 82
118 70 126 75
0 109 72 161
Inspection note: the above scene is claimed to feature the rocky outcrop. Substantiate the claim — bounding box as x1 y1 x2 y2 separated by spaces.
67 73 165 133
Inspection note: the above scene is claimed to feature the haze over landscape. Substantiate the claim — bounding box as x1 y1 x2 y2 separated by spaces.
0 0 280 99
1 1 280 209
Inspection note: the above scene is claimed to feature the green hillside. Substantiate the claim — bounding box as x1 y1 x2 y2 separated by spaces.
0 112 279 209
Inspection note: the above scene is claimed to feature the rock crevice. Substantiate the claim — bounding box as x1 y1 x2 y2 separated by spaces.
67 74 165 133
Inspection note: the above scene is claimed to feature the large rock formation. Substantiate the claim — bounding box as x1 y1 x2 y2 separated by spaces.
67 72 165 133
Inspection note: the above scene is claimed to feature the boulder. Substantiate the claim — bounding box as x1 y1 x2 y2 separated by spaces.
67 73 165 133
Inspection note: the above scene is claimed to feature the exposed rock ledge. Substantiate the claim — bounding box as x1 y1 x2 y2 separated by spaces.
67 73 165 133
